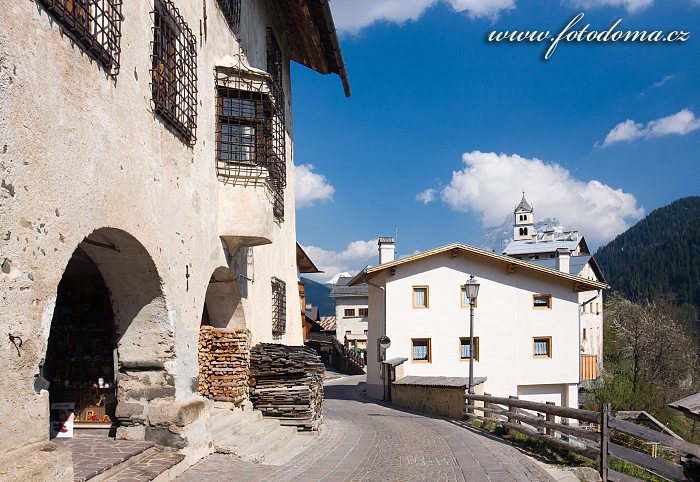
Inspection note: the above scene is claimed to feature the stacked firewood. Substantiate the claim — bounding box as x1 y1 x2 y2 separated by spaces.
198 326 250 406
249 343 324 430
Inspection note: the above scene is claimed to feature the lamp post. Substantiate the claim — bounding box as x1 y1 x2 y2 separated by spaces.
465 275 480 395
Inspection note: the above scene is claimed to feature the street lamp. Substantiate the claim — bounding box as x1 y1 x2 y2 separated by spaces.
465 275 480 394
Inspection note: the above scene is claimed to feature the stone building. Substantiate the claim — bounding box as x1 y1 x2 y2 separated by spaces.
0 0 348 479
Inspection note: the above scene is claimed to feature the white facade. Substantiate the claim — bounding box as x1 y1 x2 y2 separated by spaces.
360 244 606 409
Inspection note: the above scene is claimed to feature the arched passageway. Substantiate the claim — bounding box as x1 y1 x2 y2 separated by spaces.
45 228 173 438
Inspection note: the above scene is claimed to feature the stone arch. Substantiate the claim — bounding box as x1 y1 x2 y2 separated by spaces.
44 227 174 440
201 266 246 329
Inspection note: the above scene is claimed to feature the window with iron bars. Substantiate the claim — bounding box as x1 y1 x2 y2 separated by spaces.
38 0 123 75
266 28 286 222
151 0 198 145
216 0 240 33
271 277 286 336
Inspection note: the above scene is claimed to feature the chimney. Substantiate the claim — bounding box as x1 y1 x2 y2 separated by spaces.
555 248 570 273
378 237 395 265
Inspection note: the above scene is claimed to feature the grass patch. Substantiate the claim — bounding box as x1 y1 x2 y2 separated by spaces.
609 457 664 482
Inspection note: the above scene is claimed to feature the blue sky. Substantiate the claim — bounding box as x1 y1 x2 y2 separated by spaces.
292 0 700 281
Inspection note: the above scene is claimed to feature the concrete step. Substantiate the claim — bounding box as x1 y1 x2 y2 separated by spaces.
101 451 185 482
216 418 280 449
262 431 317 466
210 408 262 441
232 425 297 463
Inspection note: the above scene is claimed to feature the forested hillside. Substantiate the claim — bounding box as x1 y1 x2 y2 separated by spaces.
596 196 700 313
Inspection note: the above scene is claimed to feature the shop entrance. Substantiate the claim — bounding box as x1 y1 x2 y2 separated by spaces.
45 247 117 437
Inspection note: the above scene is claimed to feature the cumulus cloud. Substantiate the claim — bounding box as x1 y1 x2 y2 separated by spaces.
416 188 437 204
600 109 700 147
570 0 654 13
301 239 379 282
329 0 515 33
440 151 644 244
295 164 335 208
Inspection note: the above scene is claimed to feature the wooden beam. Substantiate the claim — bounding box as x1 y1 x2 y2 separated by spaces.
609 416 700 457
450 248 460 258
506 263 516 275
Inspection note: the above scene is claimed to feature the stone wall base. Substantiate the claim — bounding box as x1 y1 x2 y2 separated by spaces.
0 441 73 482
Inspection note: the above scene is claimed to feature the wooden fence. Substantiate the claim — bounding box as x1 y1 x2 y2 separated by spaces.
464 393 700 481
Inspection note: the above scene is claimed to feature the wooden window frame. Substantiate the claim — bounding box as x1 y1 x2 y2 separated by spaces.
460 285 478 309
533 336 552 359
358 307 369 317
411 338 431 363
344 308 356 317
532 294 552 310
459 337 479 362
412 286 429 309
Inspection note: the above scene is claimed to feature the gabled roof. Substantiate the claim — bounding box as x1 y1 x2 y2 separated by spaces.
348 243 607 292
330 276 369 298
318 316 336 331
514 193 533 213
669 392 700 422
296 243 322 274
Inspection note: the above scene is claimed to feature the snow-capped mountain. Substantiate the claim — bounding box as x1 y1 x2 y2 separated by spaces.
482 216 565 253
325 271 353 285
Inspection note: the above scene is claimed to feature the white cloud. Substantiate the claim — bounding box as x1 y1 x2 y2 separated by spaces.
301 239 379 282
652 74 677 89
440 151 644 244
329 0 515 33
295 164 335 208
416 188 437 204
570 0 654 13
600 109 700 147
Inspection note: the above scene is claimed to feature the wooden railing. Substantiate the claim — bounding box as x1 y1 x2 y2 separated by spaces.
464 393 700 481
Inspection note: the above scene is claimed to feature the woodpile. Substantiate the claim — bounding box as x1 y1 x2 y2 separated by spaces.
198 326 250 406
249 343 324 431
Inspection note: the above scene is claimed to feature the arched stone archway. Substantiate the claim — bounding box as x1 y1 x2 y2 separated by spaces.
201 266 245 330
44 227 175 440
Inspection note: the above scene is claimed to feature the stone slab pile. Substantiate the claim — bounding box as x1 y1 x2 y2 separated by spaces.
198 327 250 406
249 343 324 430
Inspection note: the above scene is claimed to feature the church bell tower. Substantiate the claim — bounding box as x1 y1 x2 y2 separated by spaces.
513 192 534 241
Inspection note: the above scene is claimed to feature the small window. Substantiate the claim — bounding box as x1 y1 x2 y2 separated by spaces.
533 294 552 309
271 277 286 335
345 330 351 335
595 303 600 315
358 308 369 317
582 304 587 313
412 286 429 308
151 0 198 144
344 308 355 317
460 286 478 308
533 337 552 358
411 338 431 362
459 337 479 361
216 0 240 33
38 0 123 75
582 328 587 341
364 329 368 335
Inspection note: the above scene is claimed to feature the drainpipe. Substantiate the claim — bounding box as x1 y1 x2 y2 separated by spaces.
360 272 387 401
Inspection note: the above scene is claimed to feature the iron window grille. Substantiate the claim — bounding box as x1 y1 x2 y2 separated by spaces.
266 28 286 221
216 0 241 34
150 0 198 145
38 0 123 75
214 60 286 221
271 277 286 336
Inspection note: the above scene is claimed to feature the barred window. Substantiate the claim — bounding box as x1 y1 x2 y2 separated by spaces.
38 0 123 75
216 87 272 166
217 0 240 33
151 0 198 144
266 28 286 222
271 277 286 336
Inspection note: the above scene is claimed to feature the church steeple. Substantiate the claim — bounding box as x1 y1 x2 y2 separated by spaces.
513 192 534 241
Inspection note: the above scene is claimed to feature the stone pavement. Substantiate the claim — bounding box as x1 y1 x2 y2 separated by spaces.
176 376 556 481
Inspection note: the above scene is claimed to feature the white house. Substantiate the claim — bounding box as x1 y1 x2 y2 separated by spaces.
330 276 369 350
503 194 606 378
351 239 606 409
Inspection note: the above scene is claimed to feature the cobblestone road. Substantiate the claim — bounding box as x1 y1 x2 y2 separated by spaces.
177 376 555 481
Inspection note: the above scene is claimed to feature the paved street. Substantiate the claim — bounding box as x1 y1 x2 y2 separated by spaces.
177 376 555 481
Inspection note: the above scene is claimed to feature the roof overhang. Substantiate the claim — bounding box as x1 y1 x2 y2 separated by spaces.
271 0 351 97
349 243 608 292
296 243 322 274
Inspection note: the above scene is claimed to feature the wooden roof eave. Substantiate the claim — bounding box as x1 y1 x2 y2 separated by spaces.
350 243 608 292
